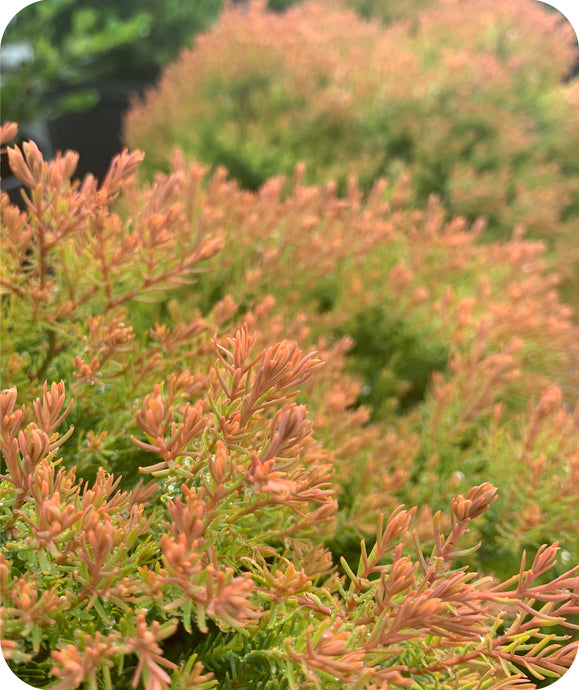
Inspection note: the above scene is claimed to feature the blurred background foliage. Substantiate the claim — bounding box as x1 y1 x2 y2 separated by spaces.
1 0 225 121
120 0 579 309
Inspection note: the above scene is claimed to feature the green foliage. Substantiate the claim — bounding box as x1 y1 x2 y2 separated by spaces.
1 0 224 121
340 307 449 418
343 0 437 24
2 61 579 684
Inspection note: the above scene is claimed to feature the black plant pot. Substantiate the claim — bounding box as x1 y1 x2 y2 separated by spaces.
47 80 151 182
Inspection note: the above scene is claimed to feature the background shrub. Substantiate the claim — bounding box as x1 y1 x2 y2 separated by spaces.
124 0 579 244
124 0 579 310
1 0 225 122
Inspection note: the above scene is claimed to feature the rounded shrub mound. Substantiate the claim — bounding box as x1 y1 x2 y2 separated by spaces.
2 121 579 687
124 0 579 248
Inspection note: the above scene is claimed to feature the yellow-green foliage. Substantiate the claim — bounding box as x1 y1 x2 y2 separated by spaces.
1 122 579 688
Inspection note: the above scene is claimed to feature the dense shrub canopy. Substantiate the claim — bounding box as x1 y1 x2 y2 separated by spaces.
124 0 579 246
1 119 579 687
2 2 579 689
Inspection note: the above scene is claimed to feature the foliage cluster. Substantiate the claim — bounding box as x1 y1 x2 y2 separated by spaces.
1 116 579 688
0 0 224 122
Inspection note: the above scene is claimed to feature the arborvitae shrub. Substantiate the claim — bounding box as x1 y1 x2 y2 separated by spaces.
1 122 579 687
